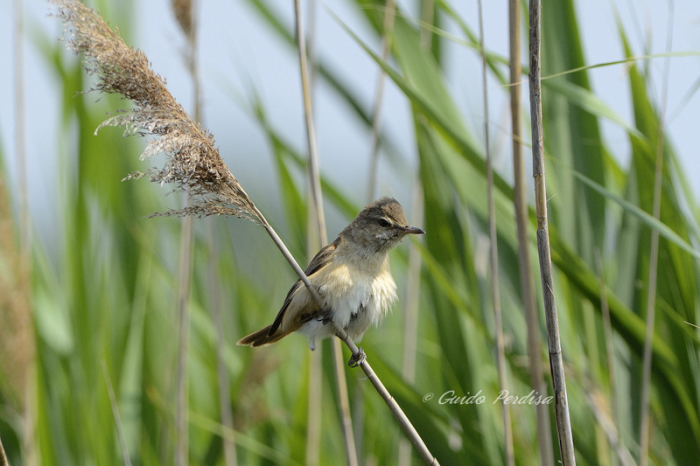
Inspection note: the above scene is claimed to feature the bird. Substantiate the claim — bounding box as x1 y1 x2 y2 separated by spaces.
237 197 424 366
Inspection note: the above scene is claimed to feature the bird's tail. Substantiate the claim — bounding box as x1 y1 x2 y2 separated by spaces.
237 325 291 347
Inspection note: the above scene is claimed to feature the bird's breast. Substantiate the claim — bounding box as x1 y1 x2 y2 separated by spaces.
313 256 397 331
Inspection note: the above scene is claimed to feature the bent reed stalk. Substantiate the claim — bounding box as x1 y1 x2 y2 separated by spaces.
53 1 437 463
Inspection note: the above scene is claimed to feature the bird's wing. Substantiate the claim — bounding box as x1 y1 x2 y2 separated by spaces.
268 237 341 336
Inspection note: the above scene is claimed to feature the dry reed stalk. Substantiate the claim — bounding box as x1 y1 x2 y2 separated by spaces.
398 4 431 463
209 223 238 466
639 6 673 464
299 1 323 463
477 1 513 464
366 0 396 201
292 1 358 464
170 0 238 464
508 0 554 464
527 0 576 463
294 0 326 239
305 346 322 466
174 208 193 466
397 187 423 466
170 2 198 464
54 1 436 463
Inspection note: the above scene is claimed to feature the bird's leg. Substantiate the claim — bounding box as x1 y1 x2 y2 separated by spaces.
348 347 366 367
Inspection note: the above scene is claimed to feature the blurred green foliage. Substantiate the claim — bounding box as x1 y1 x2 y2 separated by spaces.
1 0 699 465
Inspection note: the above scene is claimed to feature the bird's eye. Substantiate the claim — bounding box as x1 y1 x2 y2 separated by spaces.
378 218 391 228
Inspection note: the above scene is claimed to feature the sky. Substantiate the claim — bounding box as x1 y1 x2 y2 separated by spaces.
1 0 699 246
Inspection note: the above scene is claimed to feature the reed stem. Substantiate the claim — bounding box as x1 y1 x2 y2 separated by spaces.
366 0 396 201
509 0 553 464
477 1 513 463
293 2 358 464
639 4 673 464
528 0 576 463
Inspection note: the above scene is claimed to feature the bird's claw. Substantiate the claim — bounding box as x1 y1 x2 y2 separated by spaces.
348 347 366 367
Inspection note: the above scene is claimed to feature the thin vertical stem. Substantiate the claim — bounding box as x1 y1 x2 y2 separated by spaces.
175 0 240 460
15 1 37 465
639 4 673 464
397 187 424 466
175 210 193 466
305 347 322 466
594 250 620 457
0 434 8 466
303 2 323 464
398 3 430 462
528 0 576 463
366 0 396 202
477 1 513 464
306 0 318 91
210 222 238 466
293 2 358 465
14 0 29 263
101 361 133 466
173 2 200 463
294 0 326 237
332 338 359 466
509 0 553 464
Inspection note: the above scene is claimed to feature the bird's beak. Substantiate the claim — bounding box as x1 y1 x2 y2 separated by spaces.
402 225 425 235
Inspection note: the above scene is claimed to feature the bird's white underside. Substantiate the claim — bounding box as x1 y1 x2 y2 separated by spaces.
284 251 398 350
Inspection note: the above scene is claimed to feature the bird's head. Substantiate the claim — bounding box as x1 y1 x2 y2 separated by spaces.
342 197 425 254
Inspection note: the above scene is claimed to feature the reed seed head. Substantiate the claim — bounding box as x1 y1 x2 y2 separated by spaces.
52 0 263 224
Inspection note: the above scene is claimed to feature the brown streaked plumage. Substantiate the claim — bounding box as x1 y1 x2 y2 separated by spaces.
237 198 424 352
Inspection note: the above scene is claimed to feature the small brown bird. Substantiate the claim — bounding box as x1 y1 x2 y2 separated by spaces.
237 197 424 366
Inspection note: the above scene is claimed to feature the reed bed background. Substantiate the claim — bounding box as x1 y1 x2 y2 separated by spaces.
1 0 699 465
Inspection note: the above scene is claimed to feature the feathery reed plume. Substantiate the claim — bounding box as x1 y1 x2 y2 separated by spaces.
54 0 261 224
